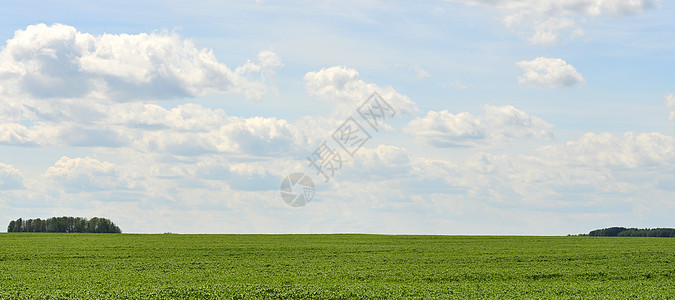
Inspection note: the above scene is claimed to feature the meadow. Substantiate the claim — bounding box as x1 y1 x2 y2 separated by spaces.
0 234 673 299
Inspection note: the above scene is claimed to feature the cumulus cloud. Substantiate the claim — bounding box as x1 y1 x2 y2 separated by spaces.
214 116 301 156
119 104 306 157
485 105 554 139
0 23 280 101
517 57 585 88
0 163 23 190
108 103 227 131
304 65 420 116
342 145 413 180
257 49 283 78
451 0 658 44
313 131 675 223
0 123 60 146
0 123 40 146
538 132 675 168
120 112 304 157
404 105 553 147
0 97 307 156
43 156 143 193
667 93 675 120
405 110 486 147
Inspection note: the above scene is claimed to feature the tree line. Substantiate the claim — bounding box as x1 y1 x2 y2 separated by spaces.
7 217 122 233
581 227 675 237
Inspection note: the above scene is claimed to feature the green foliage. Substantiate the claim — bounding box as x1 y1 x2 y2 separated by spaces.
6 216 121 233
0 234 673 298
588 227 675 237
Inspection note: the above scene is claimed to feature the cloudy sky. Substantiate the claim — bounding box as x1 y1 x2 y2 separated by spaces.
0 0 673 234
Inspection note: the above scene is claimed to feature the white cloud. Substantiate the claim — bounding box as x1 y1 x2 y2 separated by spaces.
395 64 432 79
43 156 143 193
529 17 579 45
214 116 302 156
441 80 469 90
429 132 675 217
411 65 431 79
405 110 486 147
667 93 675 120
538 132 675 168
341 145 413 180
0 123 39 146
107 102 228 132
0 163 23 190
4 129 674 234
451 0 657 44
0 91 308 155
0 16 671 236
257 49 283 78
0 123 60 146
405 105 553 147
517 57 585 88
298 131 675 233
124 113 304 157
304 65 420 116
0 23 280 101
485 105 554 139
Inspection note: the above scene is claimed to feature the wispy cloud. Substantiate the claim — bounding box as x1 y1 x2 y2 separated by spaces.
667 93 675 120
449 0 658 44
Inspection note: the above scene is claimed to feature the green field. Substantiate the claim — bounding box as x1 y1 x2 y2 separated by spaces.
0 234 673 299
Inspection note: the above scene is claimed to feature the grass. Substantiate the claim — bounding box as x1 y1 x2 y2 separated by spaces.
0 234 673 299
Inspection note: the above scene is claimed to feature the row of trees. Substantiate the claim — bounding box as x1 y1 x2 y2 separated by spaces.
585 227 675 237
7 217 122 233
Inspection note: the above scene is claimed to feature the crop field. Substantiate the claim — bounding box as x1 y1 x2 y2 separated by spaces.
0 234 673 299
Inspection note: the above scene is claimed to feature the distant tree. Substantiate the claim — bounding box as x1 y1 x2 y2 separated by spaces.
74 218 85 233
6 217 122 233
587 227 674 237
7 220 15 232
13 218 23 232
32 218 44 232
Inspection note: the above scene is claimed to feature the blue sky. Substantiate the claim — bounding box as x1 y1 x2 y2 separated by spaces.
0 0 673 234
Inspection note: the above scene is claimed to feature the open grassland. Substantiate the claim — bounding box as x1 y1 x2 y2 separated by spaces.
0 234 673 299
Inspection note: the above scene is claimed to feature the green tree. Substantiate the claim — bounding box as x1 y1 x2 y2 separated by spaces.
7 220 15 232
6 217 122 233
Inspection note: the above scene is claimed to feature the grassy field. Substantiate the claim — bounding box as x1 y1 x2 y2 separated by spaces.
0 234 673 299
